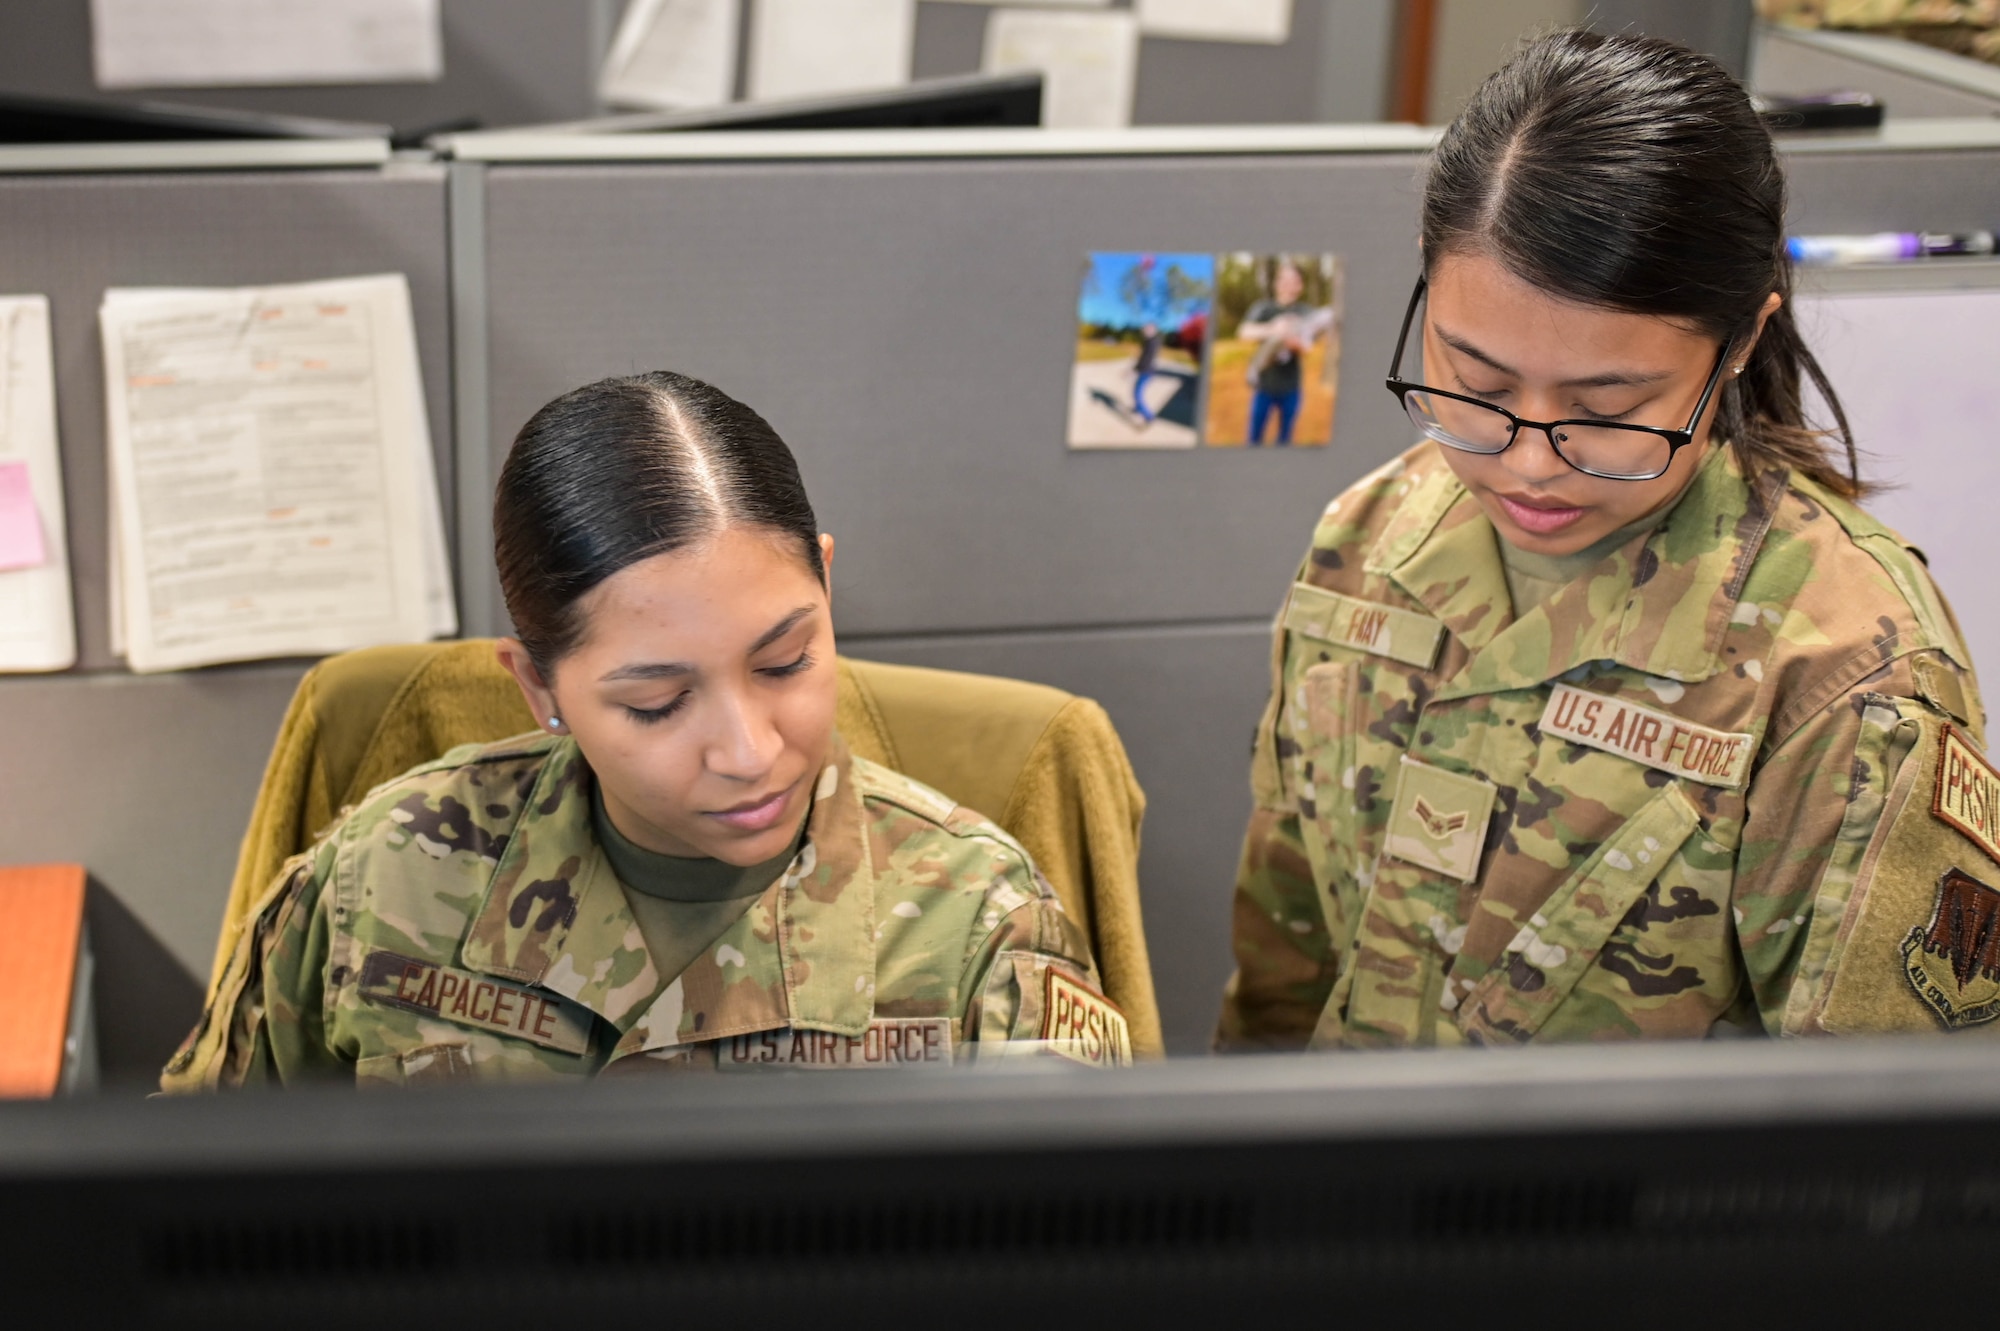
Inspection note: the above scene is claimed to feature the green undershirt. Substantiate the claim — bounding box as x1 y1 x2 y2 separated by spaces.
1497 508 1673 619
590 787 800 986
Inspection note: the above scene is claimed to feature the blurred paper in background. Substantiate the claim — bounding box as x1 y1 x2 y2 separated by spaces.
90 0 442 90
1797 284 2000 683
600 0 742 110
1136 0 1293 44
0 297 74 673
984 8 1139 128
749 0 916 101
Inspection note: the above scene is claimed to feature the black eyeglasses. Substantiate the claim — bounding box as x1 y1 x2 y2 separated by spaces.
1384 275 1738 482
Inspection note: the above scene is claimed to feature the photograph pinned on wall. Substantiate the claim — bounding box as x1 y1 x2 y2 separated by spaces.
1202 252 1341 448
1066 251 1214 449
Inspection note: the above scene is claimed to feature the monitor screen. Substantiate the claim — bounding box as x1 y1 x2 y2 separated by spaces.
2 1039 1994 1323
518 70 1044 139
0 92 386 144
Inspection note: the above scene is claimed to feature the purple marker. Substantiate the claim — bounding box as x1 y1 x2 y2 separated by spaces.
1788 231 1998 264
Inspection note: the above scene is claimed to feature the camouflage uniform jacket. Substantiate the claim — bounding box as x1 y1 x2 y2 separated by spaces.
1219 440 2000 1049
164 733 1130 1089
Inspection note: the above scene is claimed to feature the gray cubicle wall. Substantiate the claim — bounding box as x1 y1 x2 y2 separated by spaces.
458 122 2000 1052
0 148 453 1083
459 127 1435 1052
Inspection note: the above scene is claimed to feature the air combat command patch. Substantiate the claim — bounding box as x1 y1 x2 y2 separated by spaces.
1902 866 2000 1030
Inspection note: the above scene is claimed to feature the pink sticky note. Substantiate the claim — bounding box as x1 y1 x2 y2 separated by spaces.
0 460 47 572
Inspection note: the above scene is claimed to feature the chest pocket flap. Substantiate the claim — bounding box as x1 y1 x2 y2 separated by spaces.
1455 784 1701 1044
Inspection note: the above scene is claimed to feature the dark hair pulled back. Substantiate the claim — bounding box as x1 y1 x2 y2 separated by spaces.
1423 29 1861 496
494 370 823 674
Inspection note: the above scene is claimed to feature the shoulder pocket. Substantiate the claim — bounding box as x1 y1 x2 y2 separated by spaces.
1455 784 1702 1044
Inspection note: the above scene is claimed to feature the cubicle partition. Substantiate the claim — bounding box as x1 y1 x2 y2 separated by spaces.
450 121 2000 1051
5 116 2000 1077
0 141 452 1079
454 126 1435 1052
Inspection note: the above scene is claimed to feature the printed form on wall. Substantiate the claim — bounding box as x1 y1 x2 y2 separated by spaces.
100 274 453 674
0 296 76 673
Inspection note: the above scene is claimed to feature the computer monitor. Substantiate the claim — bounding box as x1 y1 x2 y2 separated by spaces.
508 70 1044 139
2 1039 1990 1324
0 91 387 144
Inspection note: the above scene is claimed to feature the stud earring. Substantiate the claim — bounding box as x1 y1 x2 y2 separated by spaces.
1731 364 1746 376
547 716 562 730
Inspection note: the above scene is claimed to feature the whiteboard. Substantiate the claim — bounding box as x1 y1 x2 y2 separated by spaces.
1795 281 2000 692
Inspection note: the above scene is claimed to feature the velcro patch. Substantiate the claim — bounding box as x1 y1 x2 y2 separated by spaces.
1539 683 1752 789
1935 726 2000 864
1902 866 2000 1029
717 1019 954 1070
1384 757 1497 882
1284 582 1444 669
1039 970 1132 1068
357 950 592 1055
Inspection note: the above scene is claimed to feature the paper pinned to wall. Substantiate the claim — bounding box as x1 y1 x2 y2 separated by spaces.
100 274 454 674
748 0 916 101
1795 283 2000 681
1135 0 1292 44
90 0 442 90
0 464 45 573
983 9 1139 128
0 297 76 673
600 0 742 110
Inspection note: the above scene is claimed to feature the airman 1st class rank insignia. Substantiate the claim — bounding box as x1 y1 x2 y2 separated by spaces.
1902 866 2000 1030
1384 756 1497 883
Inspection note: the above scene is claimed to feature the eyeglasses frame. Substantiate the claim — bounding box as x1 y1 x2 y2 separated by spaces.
1383 275 1740 483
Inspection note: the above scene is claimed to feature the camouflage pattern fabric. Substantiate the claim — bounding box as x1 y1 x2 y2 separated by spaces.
164 734 1128 1089
1760 1 2000 64
1218 440 2000 1050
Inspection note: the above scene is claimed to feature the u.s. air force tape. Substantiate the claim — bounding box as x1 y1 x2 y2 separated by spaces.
357 949 592 1055
717 1019 954 1070
1539 682 1753 789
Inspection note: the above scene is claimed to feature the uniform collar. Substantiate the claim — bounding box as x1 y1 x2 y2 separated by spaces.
460 734 876 1046
1367 443 1785 699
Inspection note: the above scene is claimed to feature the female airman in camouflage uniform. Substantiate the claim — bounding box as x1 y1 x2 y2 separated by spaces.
1220 31 1999 1050
167 371 1126 1089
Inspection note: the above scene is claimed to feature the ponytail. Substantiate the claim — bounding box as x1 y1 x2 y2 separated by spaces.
1717 277 1864 498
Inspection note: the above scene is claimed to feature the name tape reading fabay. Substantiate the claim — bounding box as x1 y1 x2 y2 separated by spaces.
1538 682 1752 789
1936 725 2000 862
719 1018 954 1070
358 950 592 1054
